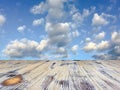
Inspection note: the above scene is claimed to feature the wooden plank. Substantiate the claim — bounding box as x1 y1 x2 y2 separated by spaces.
0 60 120 90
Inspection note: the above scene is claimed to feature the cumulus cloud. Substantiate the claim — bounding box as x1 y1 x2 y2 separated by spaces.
111 31 120 45
45 22 71 47
3 39 39 58
72 9 91 24
0 14 6 26
36 39 49 51
46 0 67 23
71 6 95 25
17 25 26 32
92 13 109 26
57 47 66 54
92 13 116 26
3 38 48 58
72 12 83 23
69 6 96 31
95 31 105 40
32 18 44 26
30 0 67 22
93 31 120 60
71 45 79 54
45 22 69 37
83 40 110 52
97 41 110 51
83 42 97 52
30 2 46 14
53 47 68 59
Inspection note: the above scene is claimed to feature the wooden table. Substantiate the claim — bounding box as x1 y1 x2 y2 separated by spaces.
0 60 120 90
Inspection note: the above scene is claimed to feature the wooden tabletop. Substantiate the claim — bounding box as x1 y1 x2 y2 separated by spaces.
0 60 120 90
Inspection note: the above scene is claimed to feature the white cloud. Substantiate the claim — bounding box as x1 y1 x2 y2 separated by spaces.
72 9 90 24
0 14 6 26
3 38 48 58
97 41 110 51
71 6 95 26
111 31 120 45
36 39 48 51
72 30 80 38
93 31 120 60
3 38 69 59
56 47 66 54
3 39 39 58
31 0 66 21
17 25 26 32
46 0 67 22
32 18 44 26
83 40 110 52
93 45 120 60
72 12 83 23
85 37 91 42
47 0 66 8
95 31 105 40
92 13 109 26
47 8 64 21
58 47 65 53
71 45 79 54
45 22 69 36
52 47 68 59
30 2 46 14
45 22 71 47
83 42 96 52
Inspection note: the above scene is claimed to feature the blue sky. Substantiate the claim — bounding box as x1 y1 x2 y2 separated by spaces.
0 0 120 60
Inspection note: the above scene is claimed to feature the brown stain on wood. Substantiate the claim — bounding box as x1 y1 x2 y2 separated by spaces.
1 75 23 86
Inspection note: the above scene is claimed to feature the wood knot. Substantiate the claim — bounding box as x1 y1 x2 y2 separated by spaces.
1 74 23 86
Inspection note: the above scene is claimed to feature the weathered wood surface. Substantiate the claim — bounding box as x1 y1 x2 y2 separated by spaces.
0 60 120 90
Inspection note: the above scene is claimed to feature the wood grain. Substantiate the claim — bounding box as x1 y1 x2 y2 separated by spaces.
0 60 120 90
